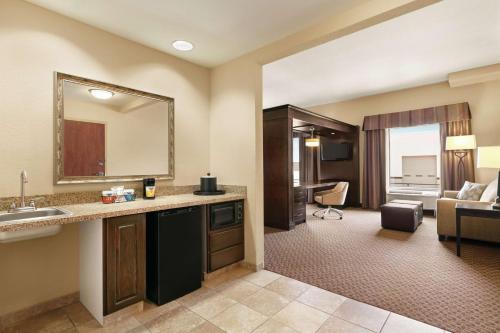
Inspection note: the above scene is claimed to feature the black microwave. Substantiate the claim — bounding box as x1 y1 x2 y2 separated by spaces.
210 200 244 230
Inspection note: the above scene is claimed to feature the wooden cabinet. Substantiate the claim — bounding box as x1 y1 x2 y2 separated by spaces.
210 242 244 271
104 214 146 315
210 226 244 252
208 225 244 272
207 202 245 272
293 186 306 225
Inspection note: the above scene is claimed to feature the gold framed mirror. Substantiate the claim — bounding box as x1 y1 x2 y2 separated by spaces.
54 72 174 184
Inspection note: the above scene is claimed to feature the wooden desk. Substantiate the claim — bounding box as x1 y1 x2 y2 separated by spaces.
294 181 338 189
295 181 338 204
455 202 500 256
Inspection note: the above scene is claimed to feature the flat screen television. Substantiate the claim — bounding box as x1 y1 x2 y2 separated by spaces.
320 141 352 161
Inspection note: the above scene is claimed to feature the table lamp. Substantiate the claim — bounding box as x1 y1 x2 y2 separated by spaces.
477 146 500 209
445 135 477 186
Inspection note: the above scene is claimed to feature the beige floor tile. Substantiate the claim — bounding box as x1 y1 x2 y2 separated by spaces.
188 321 225 333
75 318 102 333
78 317 143 333
333 299 390 333
265 276 311 300
64 303 96 327
203 267 252 289
145 306 205 333
381 313 444 333
210 303 268 333
252 318 299 333
241 288 290 316
216 279 261 302
242 270 282 287
317 316 373 333
273 301 329 333
62 327 80 333
189 293 237 319
177 287 217 308
103 303 143 326
4 308 74 333
124 324 150 333
297 286 347 314
134 300 181 324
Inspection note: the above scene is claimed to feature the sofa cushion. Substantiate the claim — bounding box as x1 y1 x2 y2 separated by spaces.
457 181 487 201
480 179 498 202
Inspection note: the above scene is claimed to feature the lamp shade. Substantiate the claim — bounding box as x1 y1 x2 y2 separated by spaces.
305 137 320 147
305 128 320 147
477 146 500 168
445 135 477 151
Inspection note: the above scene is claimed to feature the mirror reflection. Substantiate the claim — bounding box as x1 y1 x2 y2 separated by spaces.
55 73 174 183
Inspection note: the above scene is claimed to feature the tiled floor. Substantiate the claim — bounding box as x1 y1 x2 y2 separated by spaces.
4 267 449 333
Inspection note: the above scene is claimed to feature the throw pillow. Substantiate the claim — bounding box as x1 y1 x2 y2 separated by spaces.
480 179 498 202
457 181 487 201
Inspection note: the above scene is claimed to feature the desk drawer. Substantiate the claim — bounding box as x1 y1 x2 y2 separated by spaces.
293 207 306 224
210 244 244 271
210 226 244 252
294 187 307 201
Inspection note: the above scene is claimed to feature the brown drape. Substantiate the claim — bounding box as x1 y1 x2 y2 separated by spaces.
440 120 475 191
363 129 386 209
363 102 471 131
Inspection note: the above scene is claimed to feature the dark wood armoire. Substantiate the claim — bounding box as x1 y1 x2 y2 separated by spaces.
263 104 360 230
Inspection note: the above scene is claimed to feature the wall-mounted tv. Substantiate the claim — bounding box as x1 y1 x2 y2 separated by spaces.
320 141 352 161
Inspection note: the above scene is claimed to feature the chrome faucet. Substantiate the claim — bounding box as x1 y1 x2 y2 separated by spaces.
8 170 36 213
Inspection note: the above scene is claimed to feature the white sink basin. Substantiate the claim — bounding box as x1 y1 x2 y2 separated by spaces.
0 207 72 243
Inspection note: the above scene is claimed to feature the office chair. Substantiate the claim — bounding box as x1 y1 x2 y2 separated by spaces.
312 182 349 219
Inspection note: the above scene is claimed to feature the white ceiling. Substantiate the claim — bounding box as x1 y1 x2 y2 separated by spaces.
26 0 364 67
263 0 500 109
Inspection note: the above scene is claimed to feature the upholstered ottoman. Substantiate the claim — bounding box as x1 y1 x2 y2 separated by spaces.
381 203 421 232
389 199 424 222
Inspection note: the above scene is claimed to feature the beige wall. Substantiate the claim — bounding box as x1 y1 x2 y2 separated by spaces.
0 0 210 198
310 80 500 192
0 225 79 316
0 0 209 316
210 58 264 267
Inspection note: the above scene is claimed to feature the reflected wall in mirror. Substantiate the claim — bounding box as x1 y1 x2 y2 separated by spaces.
55 73 174 184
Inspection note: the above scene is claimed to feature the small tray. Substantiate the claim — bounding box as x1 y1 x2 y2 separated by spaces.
193 190 226 196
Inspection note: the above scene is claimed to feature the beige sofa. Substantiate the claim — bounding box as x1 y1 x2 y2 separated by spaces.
436 189 500 243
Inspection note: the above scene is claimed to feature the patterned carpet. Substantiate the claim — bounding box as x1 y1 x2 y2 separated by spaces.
264 206 500 333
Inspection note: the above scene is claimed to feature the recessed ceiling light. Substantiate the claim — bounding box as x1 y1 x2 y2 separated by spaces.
172 40 194 51
89 89 114 100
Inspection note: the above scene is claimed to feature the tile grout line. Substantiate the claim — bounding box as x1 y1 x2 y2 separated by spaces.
329 313 379 333
378 312 392 333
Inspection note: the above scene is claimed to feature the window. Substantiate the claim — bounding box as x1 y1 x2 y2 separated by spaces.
293 137 300 182
388 124 441 191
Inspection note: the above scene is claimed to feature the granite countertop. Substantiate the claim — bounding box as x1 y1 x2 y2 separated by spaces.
0 192 245 232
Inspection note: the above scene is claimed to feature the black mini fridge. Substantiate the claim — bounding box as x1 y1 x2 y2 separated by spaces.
146 206 202 305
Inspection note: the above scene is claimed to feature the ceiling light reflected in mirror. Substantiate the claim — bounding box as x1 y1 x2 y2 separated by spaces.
88 89 114 100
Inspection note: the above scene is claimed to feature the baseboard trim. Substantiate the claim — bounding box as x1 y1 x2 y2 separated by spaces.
241 261 264 272
0 292 79 330
103 301 143 326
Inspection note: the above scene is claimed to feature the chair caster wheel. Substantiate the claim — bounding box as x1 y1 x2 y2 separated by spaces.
321 216 324 220
340 217 343 220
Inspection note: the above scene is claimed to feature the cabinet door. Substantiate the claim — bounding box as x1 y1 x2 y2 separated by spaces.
104 214 146 315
